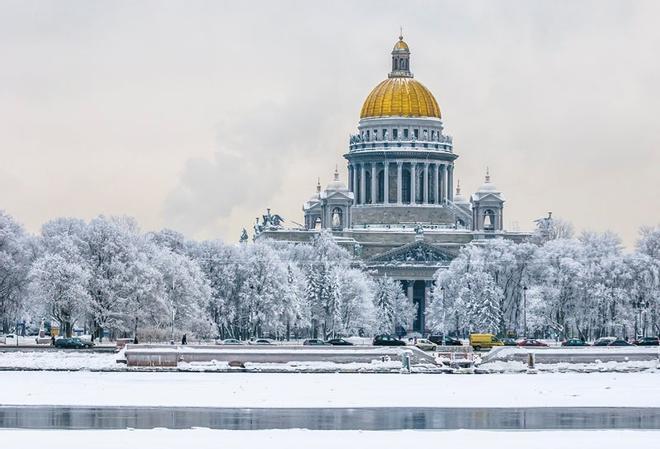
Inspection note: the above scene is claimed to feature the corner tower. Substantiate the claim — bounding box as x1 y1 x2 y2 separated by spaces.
345 35 464 228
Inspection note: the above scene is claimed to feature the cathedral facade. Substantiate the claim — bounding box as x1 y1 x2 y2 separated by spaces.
256 35 529 334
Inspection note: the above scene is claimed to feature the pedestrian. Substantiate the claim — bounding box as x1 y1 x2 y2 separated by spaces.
133 335 138 345
51 335 55 346
181 334 187 345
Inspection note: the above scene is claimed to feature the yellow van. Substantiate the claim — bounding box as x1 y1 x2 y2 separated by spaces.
469 333 504 350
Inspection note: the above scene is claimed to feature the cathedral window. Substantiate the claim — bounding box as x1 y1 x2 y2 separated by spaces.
393 128 398 139
414 129 419 140
403 128 409 139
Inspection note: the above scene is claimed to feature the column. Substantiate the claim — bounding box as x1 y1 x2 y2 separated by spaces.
440 164 446 203
447 165 454 202
406 281 413 303
383 162 389 204
351 164 358 197
435 163 441 204
423 162 429 204
396 161 403 204
347 164 352 192
370 162 377 204
360 164 366 205
410 162 416 204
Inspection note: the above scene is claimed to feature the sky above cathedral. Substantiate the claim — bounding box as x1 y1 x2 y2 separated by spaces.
1 0 658 248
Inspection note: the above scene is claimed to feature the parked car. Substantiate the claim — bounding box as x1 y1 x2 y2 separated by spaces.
516 339 548 347
428 335 462 346
413 338 437 351
0 334 17 344
326 338 354 346
54 337 94 349
252 338 273 345
500 337 518 346
221 338 242 345
469 333 503 350
635 336 660 346
593 337 616 346
303 338 327 346
608 338 632 346
562 338 589 347
373 334 406 346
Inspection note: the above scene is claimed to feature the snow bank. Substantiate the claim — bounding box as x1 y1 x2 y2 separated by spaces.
2 371 660 408
0 351 121 371
0 429 657 449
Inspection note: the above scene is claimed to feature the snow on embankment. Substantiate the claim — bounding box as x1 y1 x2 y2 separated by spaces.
479 346 660 373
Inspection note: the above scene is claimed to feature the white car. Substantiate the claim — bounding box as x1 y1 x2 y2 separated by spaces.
413 338 437 351
0 334 17 344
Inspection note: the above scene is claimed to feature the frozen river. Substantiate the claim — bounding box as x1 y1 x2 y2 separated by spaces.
1 405 659 430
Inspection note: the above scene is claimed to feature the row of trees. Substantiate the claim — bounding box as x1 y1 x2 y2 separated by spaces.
428 223 660 340
0 211 414 340
1 209 659 341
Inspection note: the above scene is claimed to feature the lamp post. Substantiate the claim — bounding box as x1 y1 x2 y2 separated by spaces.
632 298 650 338
522 286 528 338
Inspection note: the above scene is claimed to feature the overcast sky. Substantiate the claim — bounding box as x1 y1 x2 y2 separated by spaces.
1 0 658 248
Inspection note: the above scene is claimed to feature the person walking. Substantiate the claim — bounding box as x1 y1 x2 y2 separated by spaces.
181 334 187 345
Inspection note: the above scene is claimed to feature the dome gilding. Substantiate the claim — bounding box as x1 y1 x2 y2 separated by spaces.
360 77 441 119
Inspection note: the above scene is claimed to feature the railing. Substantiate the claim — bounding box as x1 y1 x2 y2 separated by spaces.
348 134 453 153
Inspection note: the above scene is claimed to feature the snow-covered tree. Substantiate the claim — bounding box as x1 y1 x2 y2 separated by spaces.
29 254 91 337
0 211 33 332
373 277 415 335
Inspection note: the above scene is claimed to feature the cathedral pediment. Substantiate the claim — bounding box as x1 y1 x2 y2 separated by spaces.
322 190 353 201
367 240 455 266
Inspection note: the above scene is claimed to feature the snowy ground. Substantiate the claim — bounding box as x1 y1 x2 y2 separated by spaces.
2 371 659 408
0 429 657 448
0 350 122 370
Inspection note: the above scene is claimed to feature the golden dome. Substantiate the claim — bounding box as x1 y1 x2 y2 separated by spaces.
393 39 409 51
360 77 441 119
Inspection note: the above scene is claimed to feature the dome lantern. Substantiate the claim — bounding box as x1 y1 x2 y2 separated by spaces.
390 32 412 79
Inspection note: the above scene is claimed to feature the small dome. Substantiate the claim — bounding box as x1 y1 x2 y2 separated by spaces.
360 77 441 119
477 168 499 192
393 37 409 51
453 180 469 204
326 167 348 192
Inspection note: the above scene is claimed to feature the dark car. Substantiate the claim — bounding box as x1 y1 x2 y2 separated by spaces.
635 336 660 346
373 334 406 346
302 338 327 346
326 338 354 346
562 338 589 347
54 337 94 349
428 335 462 346
517 339 548 347
608 338 632 346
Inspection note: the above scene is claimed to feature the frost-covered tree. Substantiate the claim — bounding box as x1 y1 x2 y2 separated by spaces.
29 254 91 337
0 211 33 332
336 268 375 336
155 246 212 340
373 277 415 335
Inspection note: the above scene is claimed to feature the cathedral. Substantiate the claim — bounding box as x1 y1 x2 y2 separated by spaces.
255 34 528 334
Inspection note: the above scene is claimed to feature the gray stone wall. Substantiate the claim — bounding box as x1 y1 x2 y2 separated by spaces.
352 205 455 226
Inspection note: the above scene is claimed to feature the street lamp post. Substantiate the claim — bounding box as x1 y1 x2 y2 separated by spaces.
522 286 528 338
